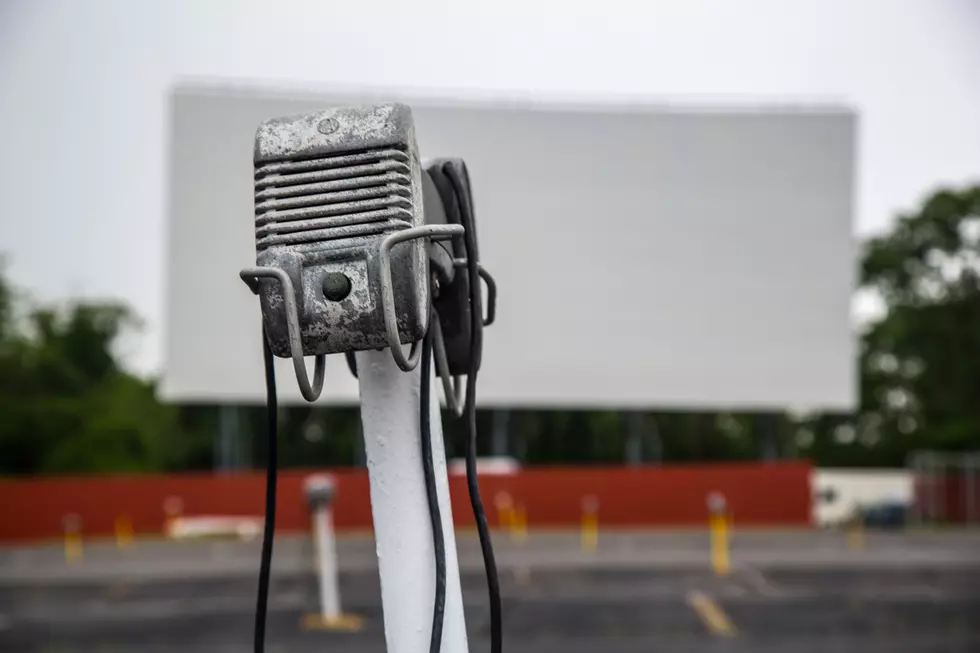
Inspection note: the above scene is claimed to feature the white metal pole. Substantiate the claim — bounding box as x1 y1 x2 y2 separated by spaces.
356 348 469 653
313 503 341 619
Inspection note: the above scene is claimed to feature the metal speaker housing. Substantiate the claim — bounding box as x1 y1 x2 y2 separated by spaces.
251 103 428 358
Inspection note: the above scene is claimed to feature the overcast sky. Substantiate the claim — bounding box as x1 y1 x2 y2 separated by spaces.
1 0 979 377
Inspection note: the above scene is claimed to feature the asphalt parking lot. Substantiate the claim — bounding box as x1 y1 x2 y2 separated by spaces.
1 530 979 652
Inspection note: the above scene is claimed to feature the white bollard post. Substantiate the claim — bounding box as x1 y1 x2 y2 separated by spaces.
356 348 469 653
315 502 340 617
302 474 362 632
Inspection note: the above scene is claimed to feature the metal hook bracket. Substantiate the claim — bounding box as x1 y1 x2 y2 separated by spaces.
240 267 326 402
451 260 497 327
379 224 465 372
241 224 479 402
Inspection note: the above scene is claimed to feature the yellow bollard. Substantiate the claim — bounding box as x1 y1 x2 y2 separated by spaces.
846 512 865 551
115 515 135 550
63 514 83 564
706 492 730 576
581 495 599 553
709 514 730 575
494 492 513 533
512 503 528 543
511 502 530 584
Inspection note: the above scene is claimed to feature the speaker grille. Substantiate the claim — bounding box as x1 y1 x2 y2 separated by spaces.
254 147 414 250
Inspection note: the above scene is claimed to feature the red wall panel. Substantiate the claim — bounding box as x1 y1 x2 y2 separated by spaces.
0 461 812 542
913 473 980 523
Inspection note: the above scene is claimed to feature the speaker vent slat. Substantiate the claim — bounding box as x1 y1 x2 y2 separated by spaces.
255 172 411 201
256 208 415 239
256 219 409 249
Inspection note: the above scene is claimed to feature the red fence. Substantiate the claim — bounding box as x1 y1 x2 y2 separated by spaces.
913 473 980 524
0 461 812 542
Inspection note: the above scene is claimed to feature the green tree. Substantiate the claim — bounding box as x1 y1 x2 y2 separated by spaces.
859 184 980 458
0 267 188 475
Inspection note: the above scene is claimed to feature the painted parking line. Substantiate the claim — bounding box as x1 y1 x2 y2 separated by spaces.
686 591 737 637
738 564 780 596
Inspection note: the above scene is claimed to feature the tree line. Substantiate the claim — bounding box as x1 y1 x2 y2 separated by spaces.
1 183 977 475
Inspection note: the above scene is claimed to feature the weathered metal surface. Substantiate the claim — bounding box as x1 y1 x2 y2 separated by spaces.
249 104 428 359
255 104 414 161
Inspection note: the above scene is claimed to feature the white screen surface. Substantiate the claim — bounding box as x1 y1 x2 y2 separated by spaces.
162 86 856 410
